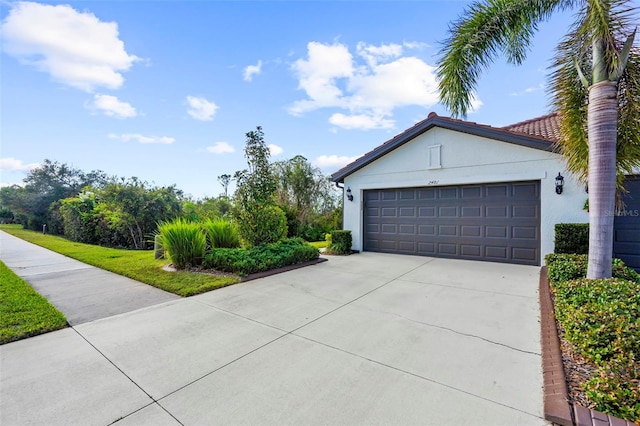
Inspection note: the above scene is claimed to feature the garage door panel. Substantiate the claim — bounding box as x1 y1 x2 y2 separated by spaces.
438 225 457 236
382 191 397 201
486 226 508 238
462 207 481 217
438 243 457 255
461 186 482 198
399 207 416 217
461 226 481 237
419 225 435 235
513 226 537 240
513 247 538 262
399 224 416 234
439 206 458 217
485 246 508 260
417 242 436 254
363 181 540 265
513 205 537 218
461 245 482 257
486 185 508 197
486 206 508 218
439 188 458 199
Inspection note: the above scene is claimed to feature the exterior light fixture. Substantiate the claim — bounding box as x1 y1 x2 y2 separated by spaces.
555 173 564 195
346 187 354 202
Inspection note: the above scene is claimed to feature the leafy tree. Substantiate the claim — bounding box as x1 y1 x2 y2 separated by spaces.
217 174 232 198
437 0 639 278
182 196 232 222
273 155 340 240
233 126 286 246
55 178 184 249
1 159 109 231
96 178 183 249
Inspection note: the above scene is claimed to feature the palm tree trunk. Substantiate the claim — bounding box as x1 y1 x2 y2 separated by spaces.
586 80 617 279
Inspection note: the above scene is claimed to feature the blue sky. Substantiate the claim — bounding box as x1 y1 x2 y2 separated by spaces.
1 0 574 199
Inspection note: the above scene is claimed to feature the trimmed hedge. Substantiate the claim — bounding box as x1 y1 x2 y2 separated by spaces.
546 254 640 422
203 238 319 276
328 230 352 254
554 223 589 254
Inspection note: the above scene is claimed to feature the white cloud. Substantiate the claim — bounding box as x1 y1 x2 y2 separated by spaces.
289 41 439 130
289 41 354 116
403 41 430 50
87 94 137 118
356 41 403 67
1 2 139 92
186 96 218 121
468 93 484 113
206 142 234 154
329 113 394 130
0 157 39 171
509 83 544 97
108 133 174 144
268 144 284 156
243 60 263 82
313 154 361 169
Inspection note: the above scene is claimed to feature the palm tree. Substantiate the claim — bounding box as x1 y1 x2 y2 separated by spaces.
437 0 639 279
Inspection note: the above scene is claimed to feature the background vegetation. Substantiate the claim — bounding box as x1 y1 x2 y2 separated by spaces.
0 127 341 251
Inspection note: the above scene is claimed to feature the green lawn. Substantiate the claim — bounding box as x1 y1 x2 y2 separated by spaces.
0 260 68 344
308 240 328 249
0 225 239 297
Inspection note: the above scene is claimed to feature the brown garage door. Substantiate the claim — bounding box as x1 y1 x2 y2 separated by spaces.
363 181 541 265
614 175 640 272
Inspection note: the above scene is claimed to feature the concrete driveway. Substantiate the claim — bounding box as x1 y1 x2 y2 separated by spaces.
1 251 547 425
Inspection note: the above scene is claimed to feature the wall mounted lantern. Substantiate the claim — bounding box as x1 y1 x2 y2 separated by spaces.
346 187 354 202
555 173 564 195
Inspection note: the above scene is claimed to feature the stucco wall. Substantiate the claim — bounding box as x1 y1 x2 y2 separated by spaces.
341 127 588 265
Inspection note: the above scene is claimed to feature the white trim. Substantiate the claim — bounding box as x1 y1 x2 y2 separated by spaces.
356 171 548 190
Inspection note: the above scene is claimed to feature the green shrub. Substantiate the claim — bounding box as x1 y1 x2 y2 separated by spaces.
236 204 287 247
202 218 240 249
554 223 589 254
545 254 640 283
328 230 352 254
547 254 640 422
550 276 640 421
157 218 206 269
203 238 319 275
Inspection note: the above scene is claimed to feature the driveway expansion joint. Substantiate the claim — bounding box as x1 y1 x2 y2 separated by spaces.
291 332 546 421
355 304 541 356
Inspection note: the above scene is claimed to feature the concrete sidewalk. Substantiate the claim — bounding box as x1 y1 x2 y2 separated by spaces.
0 237 549 425
0 231 179 325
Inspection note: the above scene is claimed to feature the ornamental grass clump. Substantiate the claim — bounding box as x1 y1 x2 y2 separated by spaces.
157 218 206 269
202 218 241 249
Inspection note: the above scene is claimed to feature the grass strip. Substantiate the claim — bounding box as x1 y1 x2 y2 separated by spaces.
0 225 239 297
0 261 68 344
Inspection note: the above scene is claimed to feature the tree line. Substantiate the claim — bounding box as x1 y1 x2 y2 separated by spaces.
0 135 341 249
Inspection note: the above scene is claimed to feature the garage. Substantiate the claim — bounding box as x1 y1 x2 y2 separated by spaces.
613 175 640 272
363 181 540 265
332 112 589 265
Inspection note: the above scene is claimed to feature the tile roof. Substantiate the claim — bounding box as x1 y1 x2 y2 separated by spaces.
502 112 560 142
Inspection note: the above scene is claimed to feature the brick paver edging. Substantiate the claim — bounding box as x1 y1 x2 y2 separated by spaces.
539 267 636 426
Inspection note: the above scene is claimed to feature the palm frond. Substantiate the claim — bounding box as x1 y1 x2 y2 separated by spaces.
437 0 571 117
